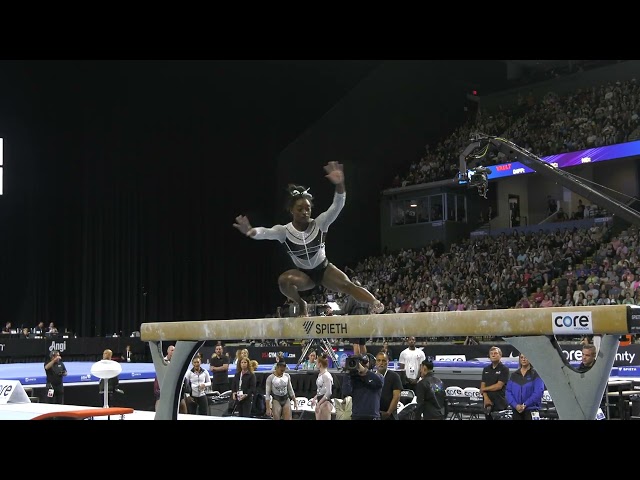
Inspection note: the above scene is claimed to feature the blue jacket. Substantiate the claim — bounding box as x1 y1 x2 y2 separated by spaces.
342 370 383 418
505 367 544 411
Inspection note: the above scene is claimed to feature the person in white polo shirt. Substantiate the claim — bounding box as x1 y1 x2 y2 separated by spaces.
398 336 426 392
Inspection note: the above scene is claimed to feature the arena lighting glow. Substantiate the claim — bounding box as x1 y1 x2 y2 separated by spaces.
482 140 640 181
409 200 417 207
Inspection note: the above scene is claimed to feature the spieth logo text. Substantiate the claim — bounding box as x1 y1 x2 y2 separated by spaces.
303 320 348 335
552 311 593 334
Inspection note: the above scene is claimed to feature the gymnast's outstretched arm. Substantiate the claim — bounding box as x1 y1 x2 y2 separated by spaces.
232 216 287 241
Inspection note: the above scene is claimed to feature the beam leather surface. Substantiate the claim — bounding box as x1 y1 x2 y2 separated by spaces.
141 305 631 341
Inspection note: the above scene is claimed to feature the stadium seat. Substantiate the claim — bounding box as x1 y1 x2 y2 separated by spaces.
462 386 485 419
540 389 558 419
445 385 467 420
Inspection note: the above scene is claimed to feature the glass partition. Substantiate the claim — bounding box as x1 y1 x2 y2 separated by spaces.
390 193 466 226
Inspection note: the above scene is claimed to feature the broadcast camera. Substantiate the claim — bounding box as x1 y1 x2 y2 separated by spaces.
344 353 375 374
468 165 491 199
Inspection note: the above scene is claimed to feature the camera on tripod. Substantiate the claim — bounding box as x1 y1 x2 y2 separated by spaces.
344 353 373 373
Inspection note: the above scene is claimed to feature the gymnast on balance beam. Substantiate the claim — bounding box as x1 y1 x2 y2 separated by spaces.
233 161 384 317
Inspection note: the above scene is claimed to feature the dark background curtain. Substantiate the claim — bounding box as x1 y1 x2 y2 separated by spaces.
0 60 382 336
0 60 506 337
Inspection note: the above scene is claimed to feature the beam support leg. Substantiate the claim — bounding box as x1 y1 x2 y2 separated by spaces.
150 340 205 420
505 335 618 420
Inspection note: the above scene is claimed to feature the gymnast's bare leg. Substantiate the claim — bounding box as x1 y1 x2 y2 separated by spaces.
278 269 316 317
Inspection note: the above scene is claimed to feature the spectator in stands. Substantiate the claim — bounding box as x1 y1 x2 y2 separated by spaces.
342 353 383 420
547 195 558 216
505 354 544 420
47 322 58 335
577 343 597 372
232 161 385 317
164 345 175 362
301 350 318 370
380 341 394 361
586 282 600 299
124 344 133 363
234 348 249 365
232 357 257 418
209 344 230 394
480 346 509 420
265 359 296 420
540 293 553 307
33 321 45 336
622 291 635 304
556 208 568 221
311 353 333 420
573 284 587 304
532 287 544 305
577 199 585 219
44 350 68 404
2 321 12 334
563 292 574 306
375 351 402 420
415 359 445 420
183 355 211 416
586 271 600 288
398 336 426 392
596 292 609 305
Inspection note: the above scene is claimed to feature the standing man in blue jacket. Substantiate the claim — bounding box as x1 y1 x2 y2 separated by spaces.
505 353 545 420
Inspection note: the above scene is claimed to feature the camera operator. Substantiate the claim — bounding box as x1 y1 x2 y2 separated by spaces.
341 353 383 420
44 349 68 404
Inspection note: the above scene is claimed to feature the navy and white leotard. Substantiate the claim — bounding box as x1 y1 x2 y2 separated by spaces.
251 192 345 270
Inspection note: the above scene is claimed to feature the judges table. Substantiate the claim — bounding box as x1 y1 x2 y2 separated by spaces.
0 336 149 362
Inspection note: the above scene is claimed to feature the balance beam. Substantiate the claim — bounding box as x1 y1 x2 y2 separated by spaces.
141 305 638 342
141 305 640 420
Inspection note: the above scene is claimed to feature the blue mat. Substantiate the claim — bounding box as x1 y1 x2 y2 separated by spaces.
1 362 157 387
0 362 299 387
3 360 631 389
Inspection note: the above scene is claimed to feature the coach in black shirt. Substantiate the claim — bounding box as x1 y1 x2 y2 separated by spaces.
209 344 230 393
375 351 402 420
480 346 509 420
44 350 68 404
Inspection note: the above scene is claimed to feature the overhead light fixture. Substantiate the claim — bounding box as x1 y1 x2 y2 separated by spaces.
409 200 417 208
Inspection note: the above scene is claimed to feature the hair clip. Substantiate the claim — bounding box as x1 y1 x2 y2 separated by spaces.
291 188 311 197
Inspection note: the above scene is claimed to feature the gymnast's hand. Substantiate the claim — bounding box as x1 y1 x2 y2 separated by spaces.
233 215 256 237
323 161 344 185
